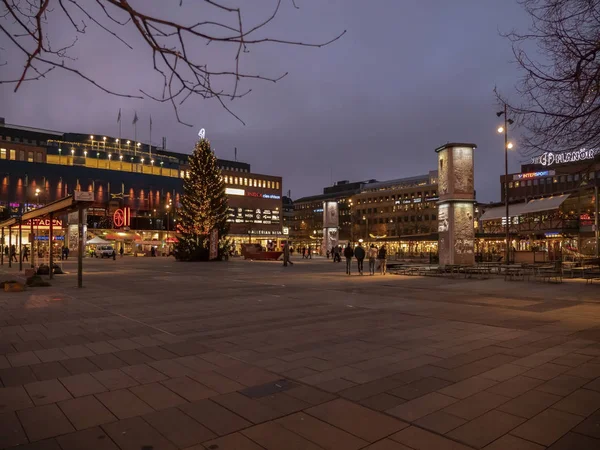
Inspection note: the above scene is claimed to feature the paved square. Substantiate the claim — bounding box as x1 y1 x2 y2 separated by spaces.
1 257 600 449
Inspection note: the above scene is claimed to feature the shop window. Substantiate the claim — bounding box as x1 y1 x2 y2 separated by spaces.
574 174 580 181
560 175 566 183
27 151 34 162
533 179 538 186
180 170 185 178
268 180 272 189
567 175 573 182
509 182 514 188
276 181 280 189
36 152 43 163
19 150 25 160
244 178 248 186
514 182 520 187
0 148 5 159
10 149 15 160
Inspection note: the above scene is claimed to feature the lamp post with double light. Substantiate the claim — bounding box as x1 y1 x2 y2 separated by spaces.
497 104 515 264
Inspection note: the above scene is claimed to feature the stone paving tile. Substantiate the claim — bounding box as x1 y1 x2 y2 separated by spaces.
56 427 120 450
120 363 168 384
479 363 530 382
188 370 246 394
60 357 101 375
511 408 585 446
546 432 600 449
566 363 600 379
573 409 600 439
0 386 34 413
389 376 452 400
340 377 404 401
443 391 511 420
25 379 73 406
30 362 71 381
0 410 29 447
179 399 252 436
149 359 196 378
91 369 138 390
284 384 336 406
102 416 177 450
387 392 458 422
3 439 62 450
523 362 571 381
143 407 216 448
241 421 325 450
497 389 562 418
360 392 406 412
482 434 545 450
161 376 217 402
0 366 38 386
211 391 283 423
60 373 107 397
0 354 10 370
486 375 544 398
391 425 473 450
58 395 116 430
129 381 188 410
34 348 69 363
414 410 467 434
95 389 154 419
316 377 357 393
276 411 368 449
200 432 265 450
253 392 310 416
86 354 127 370
438 375 499 399
85 342 120 355
174 355 219 373
61 345 96 359
107 338 140 351
307 398 408 442
536 374 589 396
18 404 75 442
7 351 41 367
138 345 179 361
448 409 525 449
552 388 600 417
551 353 594 367
112 349 153 365
363 439 414 449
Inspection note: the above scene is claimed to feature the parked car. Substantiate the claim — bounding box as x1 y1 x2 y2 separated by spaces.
95 245 115 258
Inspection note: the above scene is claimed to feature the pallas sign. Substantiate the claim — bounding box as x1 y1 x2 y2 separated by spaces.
531 148 599 166
113 207 131 228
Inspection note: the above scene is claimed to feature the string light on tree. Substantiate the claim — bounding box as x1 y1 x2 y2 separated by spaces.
174 131 228 261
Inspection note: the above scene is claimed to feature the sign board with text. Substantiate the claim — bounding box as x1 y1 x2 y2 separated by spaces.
74 190 94 202
209 229 219 260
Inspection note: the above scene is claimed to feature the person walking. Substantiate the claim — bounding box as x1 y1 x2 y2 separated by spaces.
377 244 388 275
283 242 294 266
368 244 378 275
120 246 124 257
22 245 29 262
302 247 306 259
10 244 17 262
354 242 365 275
307 245 312 259
344 243 354 275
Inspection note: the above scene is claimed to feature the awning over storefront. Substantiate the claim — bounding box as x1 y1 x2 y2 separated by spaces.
480 202 529 221
480 194 570 221
0 218 17 228
21 195 75 221
104 232 142 241
519 194 570 215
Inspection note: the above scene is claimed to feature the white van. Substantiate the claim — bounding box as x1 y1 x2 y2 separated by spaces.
95 245 115 258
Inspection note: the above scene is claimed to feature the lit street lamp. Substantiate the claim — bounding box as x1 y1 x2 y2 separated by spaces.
497 104 515 264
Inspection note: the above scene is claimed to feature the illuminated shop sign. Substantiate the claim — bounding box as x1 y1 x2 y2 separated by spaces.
113 207 131 228
244 192 281 200
225 188 245 196
35 235 65 241
25 218 63 229
531 148 600 166
425 196 439 202
513 170 554 181
413 198 422 203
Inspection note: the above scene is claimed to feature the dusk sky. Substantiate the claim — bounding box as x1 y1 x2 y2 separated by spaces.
0 0 532 202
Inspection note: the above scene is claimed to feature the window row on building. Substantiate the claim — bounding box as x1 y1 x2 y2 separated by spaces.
1 147 44 163
221 175 280 190
356 190 437 205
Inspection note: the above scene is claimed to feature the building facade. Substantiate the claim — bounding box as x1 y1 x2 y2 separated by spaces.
0 119 283 255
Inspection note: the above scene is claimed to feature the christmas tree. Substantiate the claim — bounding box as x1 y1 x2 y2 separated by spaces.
175 137 229 261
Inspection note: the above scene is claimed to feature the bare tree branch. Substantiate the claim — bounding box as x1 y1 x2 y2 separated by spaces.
0 0 345 125
498 0 600 157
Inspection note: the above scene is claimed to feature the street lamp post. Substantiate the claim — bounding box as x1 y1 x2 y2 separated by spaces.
497 104 514 264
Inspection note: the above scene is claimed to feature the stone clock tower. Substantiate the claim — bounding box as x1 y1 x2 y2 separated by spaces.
435 143 477 266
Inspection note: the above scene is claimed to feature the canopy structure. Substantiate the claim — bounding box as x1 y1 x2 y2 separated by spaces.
86 236 110 245
480 194 571 221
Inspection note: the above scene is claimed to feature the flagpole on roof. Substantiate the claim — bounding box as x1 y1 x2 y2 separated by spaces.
149 115 152 158
133 111 138 156
117 109 122 154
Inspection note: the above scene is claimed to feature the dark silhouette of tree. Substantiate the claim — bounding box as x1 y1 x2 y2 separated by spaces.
499 0 600 156
0 0 344 124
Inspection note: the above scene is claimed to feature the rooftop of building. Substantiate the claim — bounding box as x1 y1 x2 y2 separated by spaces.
359 171 438 193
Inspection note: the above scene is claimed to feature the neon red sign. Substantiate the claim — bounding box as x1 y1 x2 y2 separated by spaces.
113 208 131 228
